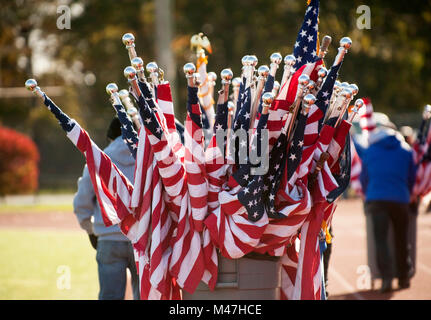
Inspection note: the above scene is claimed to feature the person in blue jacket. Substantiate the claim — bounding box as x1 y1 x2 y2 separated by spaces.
73 117 140 300
355 126 416 293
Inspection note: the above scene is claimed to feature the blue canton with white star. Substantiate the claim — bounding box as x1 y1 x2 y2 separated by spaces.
113 104 139 159
317 62 342 130
43 94 75 132
293 0 320 71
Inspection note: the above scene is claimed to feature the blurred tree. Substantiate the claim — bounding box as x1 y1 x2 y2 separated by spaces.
0 126 39 195
0 0 430 190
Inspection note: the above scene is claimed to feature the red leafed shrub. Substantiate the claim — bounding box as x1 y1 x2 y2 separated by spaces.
0 126 40 195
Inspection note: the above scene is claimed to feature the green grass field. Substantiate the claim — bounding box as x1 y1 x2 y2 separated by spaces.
0 204 73 215
0 229 98 299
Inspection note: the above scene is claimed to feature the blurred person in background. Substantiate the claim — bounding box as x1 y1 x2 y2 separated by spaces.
400 126 420 218
73 117 139 300
354 101 416 293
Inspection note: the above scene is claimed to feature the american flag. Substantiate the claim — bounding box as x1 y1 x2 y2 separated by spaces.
250 109 311 257
234 76 246 123
413 142 431 197
43 95 137 231
112 104 139 159
315 62 343 135
264 111 307 219
115 84 189 298
137 87 207 295
42 94 178 299
203 99 233 288
204 182 269 259
236 112 270 221
204 92 270 259
231 84 252 166
205 101 230 213
184 86 208 232
326 118 352 203
231 110 269 188
111 96 165 299
256 74 275 116
280 243 299 300
293 0 320 72
412 109 431 198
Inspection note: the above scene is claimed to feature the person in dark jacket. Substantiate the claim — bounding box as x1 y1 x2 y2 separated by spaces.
73 117 139 300
355 126 416 293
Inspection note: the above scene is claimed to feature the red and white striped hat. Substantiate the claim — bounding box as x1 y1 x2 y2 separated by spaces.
358 97 376 132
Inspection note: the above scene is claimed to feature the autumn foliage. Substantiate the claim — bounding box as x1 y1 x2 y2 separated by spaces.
0 126 40 195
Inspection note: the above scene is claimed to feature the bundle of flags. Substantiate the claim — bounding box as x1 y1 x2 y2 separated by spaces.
411 104 431 198
25 0 366 300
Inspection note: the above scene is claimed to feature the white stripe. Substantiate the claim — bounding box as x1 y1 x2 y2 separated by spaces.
328 267 365 300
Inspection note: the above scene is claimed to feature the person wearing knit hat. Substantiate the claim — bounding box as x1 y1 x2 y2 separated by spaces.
359 97 377 131
353 97 416 293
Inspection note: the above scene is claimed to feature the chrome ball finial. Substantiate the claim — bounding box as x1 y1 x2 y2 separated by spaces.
423 104 431 120
340 37 352 50
354 98 364 110
257 65 270 78
340 82 350 92
247 55 258 67
262 92 275 106
241 55 250 66
348 84 359 96
131 57 144 72
221 68 233 83
306 80 316 92
105 83 119 96
303 93 317 106
25 79 38 92
183 62 196 77
270 52 283 65
146 62 159 74
317 67 328 79
122 33 135 48
298 74 310 87
124 66 137 80
341 88 353 99
284 54 296 66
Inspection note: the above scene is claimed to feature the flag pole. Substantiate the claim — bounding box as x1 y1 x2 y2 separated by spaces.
249 65 269 129
279 54 296 90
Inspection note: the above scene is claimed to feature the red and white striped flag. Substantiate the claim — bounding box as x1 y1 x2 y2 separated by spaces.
138 90 206 295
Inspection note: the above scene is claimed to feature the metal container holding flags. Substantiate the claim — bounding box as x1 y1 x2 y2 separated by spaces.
182 253 282 300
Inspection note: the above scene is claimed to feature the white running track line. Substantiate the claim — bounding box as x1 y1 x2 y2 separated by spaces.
329 267 365 300
418 262 431 276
